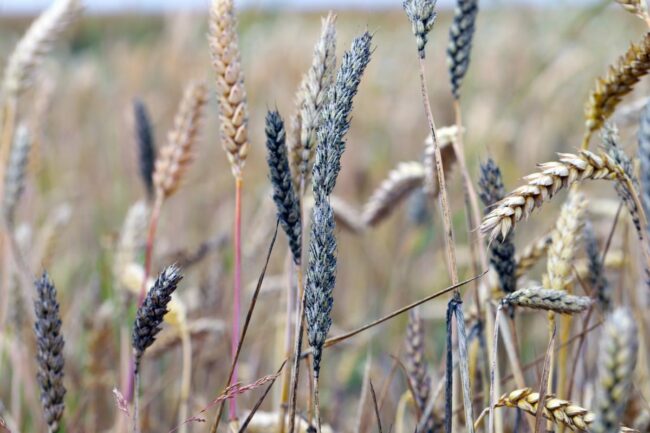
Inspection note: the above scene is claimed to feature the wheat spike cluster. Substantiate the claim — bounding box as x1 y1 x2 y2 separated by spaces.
502 287 592 314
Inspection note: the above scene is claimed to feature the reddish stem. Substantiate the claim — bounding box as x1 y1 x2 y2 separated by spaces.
139 195 163 305
230 176 243 420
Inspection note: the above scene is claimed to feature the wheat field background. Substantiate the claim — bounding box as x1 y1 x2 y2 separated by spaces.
0 1 649 432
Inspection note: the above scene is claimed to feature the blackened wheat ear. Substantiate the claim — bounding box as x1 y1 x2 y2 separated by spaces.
132 265 183 370
479 158 516 295
265 110 302 265
583 220 611 312
34 272 65 433
447 0 478 99
133 99 156 201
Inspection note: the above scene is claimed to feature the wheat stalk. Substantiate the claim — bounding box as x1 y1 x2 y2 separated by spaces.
209 0 249 178
480 150 627 242
584 32 650 146
501 287 592 314
289 13 337 194
543 191 587 291
1 0 83 98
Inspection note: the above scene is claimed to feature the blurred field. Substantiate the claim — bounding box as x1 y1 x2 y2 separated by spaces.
1 3 649 432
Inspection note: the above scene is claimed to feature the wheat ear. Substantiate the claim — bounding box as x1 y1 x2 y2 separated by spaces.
583 220 611 312
289 13 337 193
133 99 156 201
501 287 592 315
209 0 249 178
480 150 627 242
34 272 66 433
615 0 650 24
488 388 632 432
1 0 83 98
446 0 478 99
590 308 639 433
2 124 31 226
543 191 587 291
584 32 650 147
152 82 207 200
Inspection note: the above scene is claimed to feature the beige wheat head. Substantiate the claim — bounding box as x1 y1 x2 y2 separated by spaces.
515 232 553 279
480 150 626 242
1 0 83 98
209 0 249 178
543 191 587 291
615 0 650 22
152 82 207 200
423 125 459 195
289 12 337 193
502 287 592 315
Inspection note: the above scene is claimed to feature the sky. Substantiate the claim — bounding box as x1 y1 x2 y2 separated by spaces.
0 0 587 14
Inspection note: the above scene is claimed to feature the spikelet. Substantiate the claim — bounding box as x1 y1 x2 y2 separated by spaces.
362 161 425 227
289 13 337 193
480 150 626 242
543 191 587 291
403 0 438 58
133 99 156 201
446 0 478 99
493 388 631 432
3 124 31 226
152 82 207 200
34 272 66 433
583 220 611 312
423 126 459 195
502 287 592 315
1 0 83 98
209 0 249 178
584 32 650 141
515 232 553 278
591 308 639 433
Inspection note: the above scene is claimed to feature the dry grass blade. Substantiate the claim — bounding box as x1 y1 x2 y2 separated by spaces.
490 387 633 432
515 232 552 279
501 287 592 315
209 0 250 178
362 161 425 227
584 32 650 146
543 191 587 291
152 81 207 200
289 12 337 192
480 150 626 242
1 0 83 98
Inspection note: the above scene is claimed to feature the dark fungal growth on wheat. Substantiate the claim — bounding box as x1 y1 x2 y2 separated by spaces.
265 110 302 264
132 265 183 370
34 272 66 433
447 0 478 99
312 31 372 201
402 0 437 58
479 158 516 295
305 199 337 377
133 99 156 200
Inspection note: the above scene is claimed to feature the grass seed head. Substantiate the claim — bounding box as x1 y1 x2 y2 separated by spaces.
402 0 437 58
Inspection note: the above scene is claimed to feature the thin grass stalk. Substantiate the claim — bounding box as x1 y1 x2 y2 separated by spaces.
231 175 243 419
287 265 305 433
178 320 192 433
